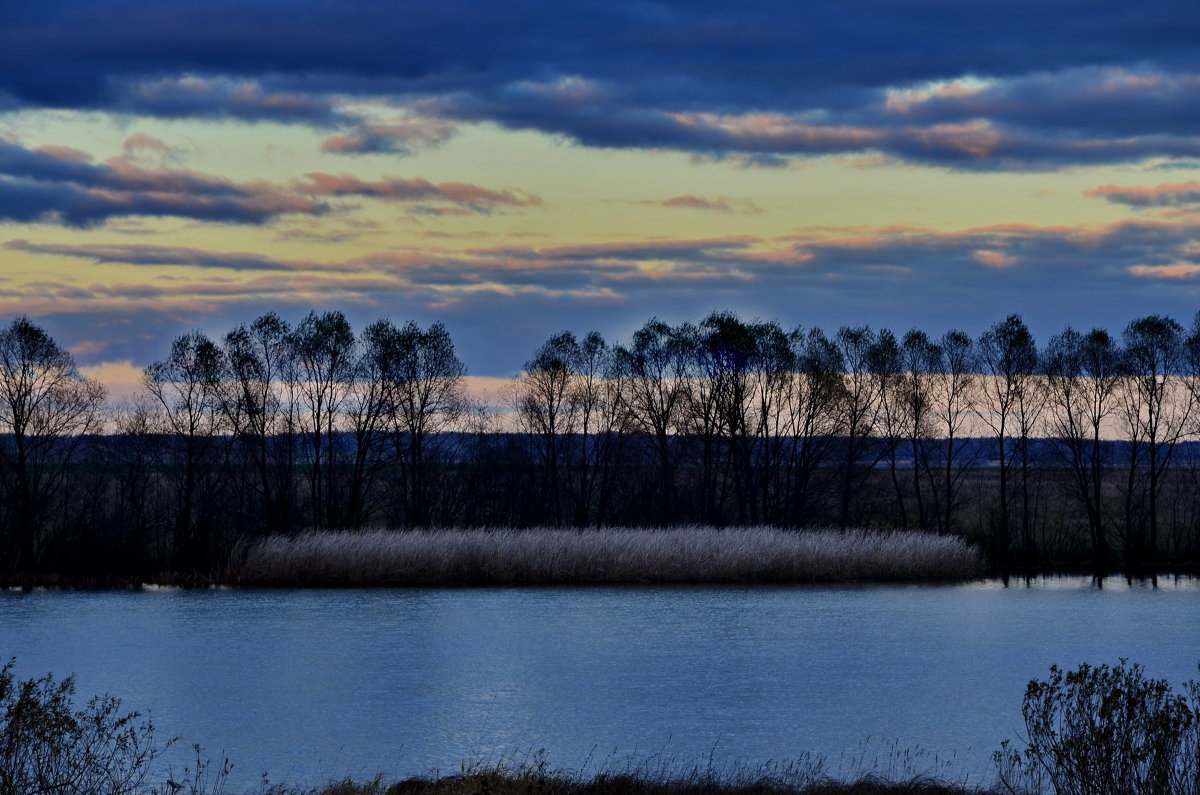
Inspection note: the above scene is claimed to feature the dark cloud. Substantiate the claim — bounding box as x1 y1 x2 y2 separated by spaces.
428 88 1200 169
4 1 1198 106
1 1 1198 167
115 76 343 125
0 138 540 226
0 139 328 226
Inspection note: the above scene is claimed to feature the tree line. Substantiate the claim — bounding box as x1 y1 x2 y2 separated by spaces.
4 309 1200 577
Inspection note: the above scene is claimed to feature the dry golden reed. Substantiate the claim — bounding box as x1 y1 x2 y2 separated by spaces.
234 527 980 586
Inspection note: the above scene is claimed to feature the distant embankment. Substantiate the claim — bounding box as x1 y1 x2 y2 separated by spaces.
232 527 981 587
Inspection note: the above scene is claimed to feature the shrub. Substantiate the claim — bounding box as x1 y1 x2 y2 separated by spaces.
994 660 1200 794
0 658 170 794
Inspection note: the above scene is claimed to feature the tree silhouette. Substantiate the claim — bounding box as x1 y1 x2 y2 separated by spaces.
977 314 1040 561
0 317 105 572
144 330 226 568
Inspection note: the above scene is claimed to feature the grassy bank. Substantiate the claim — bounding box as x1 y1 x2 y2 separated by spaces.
282 772 984 795
231 526 981 587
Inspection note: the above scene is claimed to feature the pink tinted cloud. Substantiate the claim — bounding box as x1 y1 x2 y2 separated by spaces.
36 144 92 163
1085 181 1200 207
320 118 458 154
121 133 176 166
651 194 763 214
974 250 1020 269
1128 264 1200 279
298 173 542 211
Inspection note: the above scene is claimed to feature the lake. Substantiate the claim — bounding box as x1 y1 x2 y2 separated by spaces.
2 578 1199 790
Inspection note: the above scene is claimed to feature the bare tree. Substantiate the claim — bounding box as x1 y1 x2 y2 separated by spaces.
288 311 356 528
0 317 105 571
831 326 881 528
977 315 1040 561
1116 315 1193 563
514 332 582 525
565 332 627 527
614 319 689 524
143 330 225 568
927 329 978 534
220 313 297 536
1044 326 1121 567
687 313 758 524
785 327 844 525
869 330 909 528
900 329 941 530
747 320 798 525
343 324 395 528
374 320 468 526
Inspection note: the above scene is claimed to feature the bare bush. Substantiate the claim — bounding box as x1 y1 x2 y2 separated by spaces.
0 659 166 795
995 660 1200 795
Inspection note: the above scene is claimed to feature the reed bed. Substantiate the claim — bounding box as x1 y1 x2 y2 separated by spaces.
233 526 980 587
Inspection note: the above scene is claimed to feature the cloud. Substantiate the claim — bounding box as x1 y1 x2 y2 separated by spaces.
1086 181 1200 207
0 137 541 225
16 219 1197 321
319 118 458 154
0 138 328 226
407 205 478 217
297 173 542 212
881 68 1200 139
469 236 761 264
430 90 1200 169
7 211 1200 375
4 239 356 271
1 1 1199 168
121 133 176 166
116 76 344 125
661 195 733 212
1128 264 1200 279
974 250 1020 269
637 195 763 214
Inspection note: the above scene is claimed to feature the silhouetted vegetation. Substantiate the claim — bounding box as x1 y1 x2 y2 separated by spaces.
0 659 167 794
6 309 1200 582
994 660 1200 794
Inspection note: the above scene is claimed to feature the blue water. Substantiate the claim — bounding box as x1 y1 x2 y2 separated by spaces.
2 578 1199 790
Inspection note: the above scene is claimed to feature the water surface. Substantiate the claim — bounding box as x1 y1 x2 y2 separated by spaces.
2 578 1198 789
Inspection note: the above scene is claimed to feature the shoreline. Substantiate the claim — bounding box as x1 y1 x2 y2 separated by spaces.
4 525 1198 591
7 527 984 590
4 567 1196 593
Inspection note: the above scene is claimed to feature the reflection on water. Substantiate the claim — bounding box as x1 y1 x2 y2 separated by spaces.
964 573 1200 591
1 578 1198 789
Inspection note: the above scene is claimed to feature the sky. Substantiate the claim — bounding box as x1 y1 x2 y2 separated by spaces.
3 0 1200 397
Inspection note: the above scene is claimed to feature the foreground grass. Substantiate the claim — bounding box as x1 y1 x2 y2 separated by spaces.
300 772 985 795
180 750 993 795
232 527 981 587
